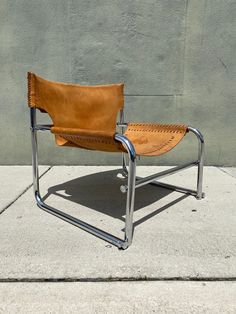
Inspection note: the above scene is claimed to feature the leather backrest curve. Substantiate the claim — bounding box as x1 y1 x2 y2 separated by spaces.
27 72 124 133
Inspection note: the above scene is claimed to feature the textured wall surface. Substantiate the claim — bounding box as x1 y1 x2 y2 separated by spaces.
0 0 235 165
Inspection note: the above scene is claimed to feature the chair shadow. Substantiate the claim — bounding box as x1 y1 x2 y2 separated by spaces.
42 169 189 230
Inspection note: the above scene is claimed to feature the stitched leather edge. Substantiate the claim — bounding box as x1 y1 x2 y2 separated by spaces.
27 72 33 107
126 123 187 134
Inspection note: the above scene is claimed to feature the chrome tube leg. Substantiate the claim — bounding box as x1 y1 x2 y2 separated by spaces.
122 153 128 175
30 108 39 196
124 156 136 248
188 127 205 199
115 134 136 249
119 109 128 176
197 135 204 199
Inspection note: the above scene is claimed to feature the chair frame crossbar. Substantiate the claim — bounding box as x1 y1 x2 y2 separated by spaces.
30 108 204 250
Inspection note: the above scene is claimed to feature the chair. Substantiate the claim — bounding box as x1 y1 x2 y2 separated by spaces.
28 72 204 249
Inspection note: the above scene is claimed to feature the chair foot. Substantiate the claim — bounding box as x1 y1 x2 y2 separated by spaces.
119 241 129 250
196 192 205 200
117 169 128 179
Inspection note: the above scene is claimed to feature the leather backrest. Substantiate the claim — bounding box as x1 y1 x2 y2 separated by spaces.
28 72 124 133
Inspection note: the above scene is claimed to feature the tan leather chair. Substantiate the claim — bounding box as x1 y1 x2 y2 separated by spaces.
28 72 204 249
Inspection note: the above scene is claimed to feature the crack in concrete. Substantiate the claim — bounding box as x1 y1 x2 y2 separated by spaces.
217 56 228 73
180 0 189 96
0 277 236 283
0 166 53 215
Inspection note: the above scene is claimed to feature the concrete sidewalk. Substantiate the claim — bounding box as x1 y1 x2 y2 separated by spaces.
0 166 236 313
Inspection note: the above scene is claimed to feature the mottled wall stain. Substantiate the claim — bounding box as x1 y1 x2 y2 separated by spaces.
0 0 235 165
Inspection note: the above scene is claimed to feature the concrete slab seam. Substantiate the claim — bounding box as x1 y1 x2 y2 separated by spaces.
216 167 236 179
124 94 183 97
0 166 53 215
1 277 236 283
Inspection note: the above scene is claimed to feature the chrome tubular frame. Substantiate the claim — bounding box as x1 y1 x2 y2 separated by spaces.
188 127 204 199
115 134 136 247
120 122 205 200
118 109 128 177
30 108 136 250
30 107 204 250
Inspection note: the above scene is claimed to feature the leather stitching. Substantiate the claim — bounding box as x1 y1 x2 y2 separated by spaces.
27 72 32 106
61 134 115 145
126 123 187 134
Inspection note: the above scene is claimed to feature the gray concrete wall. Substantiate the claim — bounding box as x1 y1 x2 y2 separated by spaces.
0 0 235 165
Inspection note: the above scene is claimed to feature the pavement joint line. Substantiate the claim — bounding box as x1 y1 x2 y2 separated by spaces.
216 166 236 179
0 166 53 215
0 277 236 283
124 94 183 97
